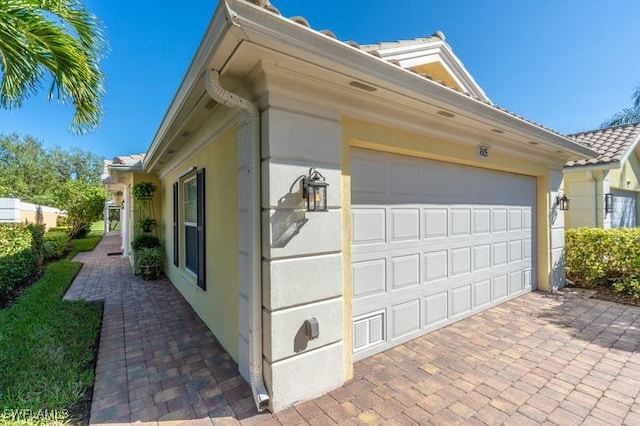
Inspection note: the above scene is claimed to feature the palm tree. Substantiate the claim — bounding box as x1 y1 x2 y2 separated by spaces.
0 0 106 133
601 86 640 128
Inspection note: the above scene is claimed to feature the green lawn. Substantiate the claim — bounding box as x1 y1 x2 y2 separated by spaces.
0 255 103 425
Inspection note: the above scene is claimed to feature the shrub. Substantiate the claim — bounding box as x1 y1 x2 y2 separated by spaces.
565 227 640 288
131 234 161 252
0 224 37 296
27 223 45 261
43 231 69 260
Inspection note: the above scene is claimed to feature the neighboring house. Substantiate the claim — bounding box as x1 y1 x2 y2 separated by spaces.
104 0 596 412
0 198 63 230
564 122 640 228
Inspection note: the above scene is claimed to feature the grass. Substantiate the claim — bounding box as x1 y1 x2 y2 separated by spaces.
66 226 103 260
0 260 103 425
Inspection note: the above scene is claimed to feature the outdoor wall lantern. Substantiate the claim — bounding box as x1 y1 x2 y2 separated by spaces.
556 194 570 211
302 167 329 212
605 193 614 214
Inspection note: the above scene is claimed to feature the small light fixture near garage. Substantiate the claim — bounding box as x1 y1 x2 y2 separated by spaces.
528 141 539 145
302 167 329 212
349 81 377 92
490 128 505 134
436 110 455 118
556 193 570 211
605 193 614 214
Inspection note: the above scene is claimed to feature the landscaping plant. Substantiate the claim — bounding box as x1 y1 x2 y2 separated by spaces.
566 227 640 298
0 223 41 297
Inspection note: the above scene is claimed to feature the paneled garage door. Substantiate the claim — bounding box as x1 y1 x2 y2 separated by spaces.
611 190 637 228
351 149 536 360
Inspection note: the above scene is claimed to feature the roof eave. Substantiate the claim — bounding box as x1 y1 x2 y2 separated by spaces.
143 0 236 171
144 0 597 167
564 161 621 172
224 0 596 160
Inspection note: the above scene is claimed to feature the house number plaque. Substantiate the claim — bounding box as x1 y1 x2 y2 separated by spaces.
477 145 490 158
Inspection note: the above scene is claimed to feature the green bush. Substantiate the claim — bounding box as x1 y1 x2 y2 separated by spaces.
43 231 69 260
565 227 640 288
131 234 161 252
27 223 45 261
0 224 37 297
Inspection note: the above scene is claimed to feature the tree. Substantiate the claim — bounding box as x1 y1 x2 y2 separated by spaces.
601 86 640 128
0 133 104 206
56 179 105 239
0 0 107 133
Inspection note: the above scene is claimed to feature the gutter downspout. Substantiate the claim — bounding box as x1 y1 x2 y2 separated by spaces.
204 68 270 411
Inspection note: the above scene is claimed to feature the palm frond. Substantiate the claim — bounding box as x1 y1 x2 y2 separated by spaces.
600 107 640 128
0 0 107 133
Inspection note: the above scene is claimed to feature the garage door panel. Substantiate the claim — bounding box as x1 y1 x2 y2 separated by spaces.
423 292 449 327
473 209 491 234
473 279 492 309
424 208 448 239
451 284 472 317
450 247 472 277
493 274 509 301
390 254 420 290
351 155 386 195
389 160 420 196
451 208 472 236
509 271 523 294
492 209 508 232
352 258 386 299
424 249 448 282
473 244 491 271
391 208 420 241
390 299 421 340
352 208 386 246
352 149 536 360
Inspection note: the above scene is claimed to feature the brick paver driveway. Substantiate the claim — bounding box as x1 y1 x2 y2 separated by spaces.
66 235 640 425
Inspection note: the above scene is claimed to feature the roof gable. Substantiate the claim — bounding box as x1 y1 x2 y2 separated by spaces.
565 123 640 169
361 33 490 102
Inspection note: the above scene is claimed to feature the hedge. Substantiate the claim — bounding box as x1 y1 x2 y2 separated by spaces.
565 227 640 288
43 231 69 260
0 224 43 297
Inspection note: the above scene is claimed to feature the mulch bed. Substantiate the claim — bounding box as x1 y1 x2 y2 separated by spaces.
591 285 640 308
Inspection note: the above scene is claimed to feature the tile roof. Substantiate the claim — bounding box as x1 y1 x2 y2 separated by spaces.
565 122 640 168
247 0 573 141
112 154 145 167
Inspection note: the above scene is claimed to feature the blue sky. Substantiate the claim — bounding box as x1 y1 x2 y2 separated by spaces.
1 0 639 160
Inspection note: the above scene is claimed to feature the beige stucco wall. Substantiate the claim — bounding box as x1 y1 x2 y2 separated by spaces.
564 170 599 228
161 128 240 361
610 154 640 192
18 209 60 230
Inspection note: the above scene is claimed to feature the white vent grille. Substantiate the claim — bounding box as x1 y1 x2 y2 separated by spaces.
353 311 385 352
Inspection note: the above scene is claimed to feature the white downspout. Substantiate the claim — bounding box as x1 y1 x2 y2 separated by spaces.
204 68 270 411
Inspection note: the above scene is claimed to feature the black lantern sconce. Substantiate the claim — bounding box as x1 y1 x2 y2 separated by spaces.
302 167 329 212
556 193 570 211
605 193 614 214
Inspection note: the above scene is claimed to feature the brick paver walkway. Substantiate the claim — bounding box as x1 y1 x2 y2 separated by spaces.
66 235 640 425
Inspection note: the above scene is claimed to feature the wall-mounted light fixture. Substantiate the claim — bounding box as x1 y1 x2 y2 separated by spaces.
556 193 570 211
605 193 614 214
301 167 329 212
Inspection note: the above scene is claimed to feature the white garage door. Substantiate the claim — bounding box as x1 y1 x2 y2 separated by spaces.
351 149 536 359
611 190 637 228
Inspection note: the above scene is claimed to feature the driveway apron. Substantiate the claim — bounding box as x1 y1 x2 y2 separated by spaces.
65 235 640 425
